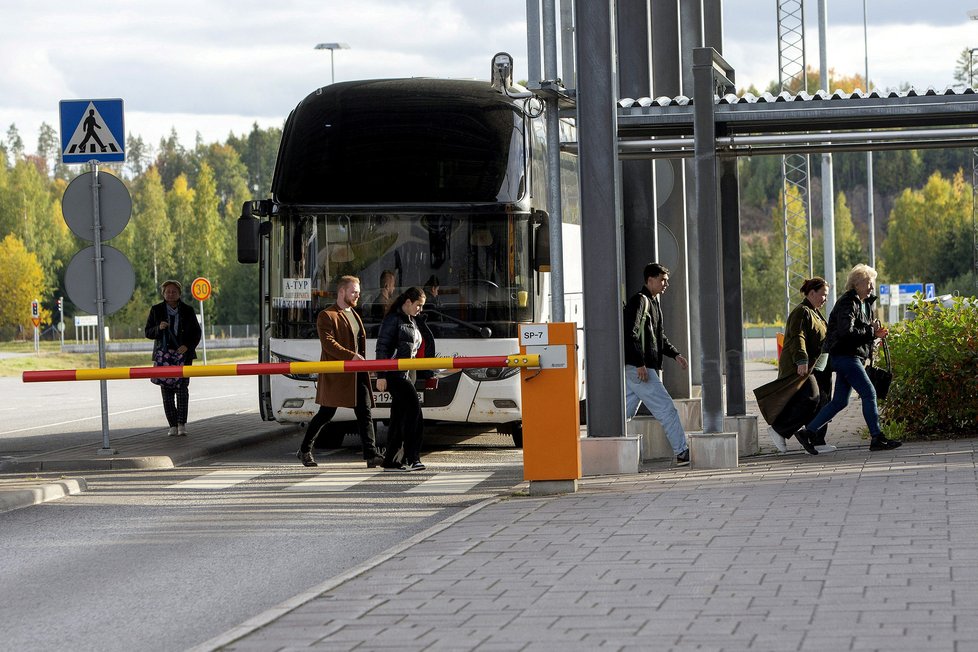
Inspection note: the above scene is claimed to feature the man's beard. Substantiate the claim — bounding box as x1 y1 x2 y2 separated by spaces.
345 295 359 308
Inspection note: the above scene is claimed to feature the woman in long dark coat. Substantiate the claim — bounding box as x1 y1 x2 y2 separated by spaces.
758 277 832 454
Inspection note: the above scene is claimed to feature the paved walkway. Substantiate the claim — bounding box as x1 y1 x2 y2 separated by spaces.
183 364 978 651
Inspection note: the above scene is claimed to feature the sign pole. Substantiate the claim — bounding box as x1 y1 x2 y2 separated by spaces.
31 299 40 354
90 162 115 455
199 299 208 365
191 277 212 365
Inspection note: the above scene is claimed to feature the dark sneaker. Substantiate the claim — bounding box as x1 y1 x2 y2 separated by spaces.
405 460 426 471
296 449 318 467
366 455 386 468
870 436 902 451
795 428 819 455
676 449 690 465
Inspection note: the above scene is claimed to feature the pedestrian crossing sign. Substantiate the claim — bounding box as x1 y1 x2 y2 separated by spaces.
60 99 125 164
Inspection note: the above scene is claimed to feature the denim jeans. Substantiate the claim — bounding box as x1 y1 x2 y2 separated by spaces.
624 365 687 454
806 355 882 438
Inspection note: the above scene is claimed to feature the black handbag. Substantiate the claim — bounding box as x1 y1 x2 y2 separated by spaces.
866 338 892 401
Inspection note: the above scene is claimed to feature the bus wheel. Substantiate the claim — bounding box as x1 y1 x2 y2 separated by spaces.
500 422 523 448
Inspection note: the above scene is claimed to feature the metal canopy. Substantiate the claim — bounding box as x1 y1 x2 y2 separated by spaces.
617 88 978 139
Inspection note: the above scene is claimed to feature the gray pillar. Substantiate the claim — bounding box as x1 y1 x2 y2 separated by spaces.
720 159 746 415
651 0 692 399
680 0 703 387
703 0 746 415
818 0 837 310
618 1 657 281
576 0 625 437
527 0 542 85
692 47 726 433
560 0 576 87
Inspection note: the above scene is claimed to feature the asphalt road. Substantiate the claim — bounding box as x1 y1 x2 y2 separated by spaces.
0 374 263 458
0 375 523 651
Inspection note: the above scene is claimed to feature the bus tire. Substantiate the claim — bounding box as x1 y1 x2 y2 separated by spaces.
500 422 523 448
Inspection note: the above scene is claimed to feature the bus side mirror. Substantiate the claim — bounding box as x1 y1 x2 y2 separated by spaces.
532 210 551 272
237 202 260 264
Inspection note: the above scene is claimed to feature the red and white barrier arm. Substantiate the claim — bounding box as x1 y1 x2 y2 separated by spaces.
21 354 540 383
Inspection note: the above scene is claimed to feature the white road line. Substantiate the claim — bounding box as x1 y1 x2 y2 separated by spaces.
0 405 159 435
284 471 381 492
405 472 493 494
167 470 265 490
0 394 249 435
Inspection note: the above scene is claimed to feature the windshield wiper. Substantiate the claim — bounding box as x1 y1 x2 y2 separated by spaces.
424 309 492 338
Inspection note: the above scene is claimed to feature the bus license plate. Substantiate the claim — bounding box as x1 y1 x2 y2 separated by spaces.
373 391 424 406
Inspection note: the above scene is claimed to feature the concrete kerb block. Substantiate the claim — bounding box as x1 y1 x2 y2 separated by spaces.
675 398 702 431
626 416 673 461
688 431 739 469
724 414 759 457
0 478 87 514
579 435 641 476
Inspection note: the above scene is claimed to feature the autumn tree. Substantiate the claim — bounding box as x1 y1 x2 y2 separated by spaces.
881 171 972 286
0 234 48 339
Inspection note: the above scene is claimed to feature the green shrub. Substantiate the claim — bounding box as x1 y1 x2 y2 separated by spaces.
882 295 978 438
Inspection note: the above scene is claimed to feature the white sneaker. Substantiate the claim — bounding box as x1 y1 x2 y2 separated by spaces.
167 426 178 437
767 426 787 453
177 424 187 436
815 444 837 453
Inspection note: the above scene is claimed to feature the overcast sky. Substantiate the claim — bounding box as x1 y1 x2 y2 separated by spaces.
1 0 974 155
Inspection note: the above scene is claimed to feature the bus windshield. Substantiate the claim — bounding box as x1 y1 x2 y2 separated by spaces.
269 212 534 340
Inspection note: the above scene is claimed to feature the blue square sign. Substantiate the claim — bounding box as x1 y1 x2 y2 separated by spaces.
60 99 125 164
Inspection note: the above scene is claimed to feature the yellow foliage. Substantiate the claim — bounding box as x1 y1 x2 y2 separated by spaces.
0 234 50 335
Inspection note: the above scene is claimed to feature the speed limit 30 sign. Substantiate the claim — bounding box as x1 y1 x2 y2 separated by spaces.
191 277 212 301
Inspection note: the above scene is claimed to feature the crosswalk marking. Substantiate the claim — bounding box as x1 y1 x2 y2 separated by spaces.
284 471 381 492
405 472 493 494
168 470 265 490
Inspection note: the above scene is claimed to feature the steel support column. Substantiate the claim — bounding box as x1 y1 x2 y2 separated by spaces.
680 0 704 387
651 0 692 399
575 0 625 437
618 0 657 281
692 47 730 433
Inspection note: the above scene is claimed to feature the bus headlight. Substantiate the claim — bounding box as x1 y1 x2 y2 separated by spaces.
269 352 317 381
462 366 521 382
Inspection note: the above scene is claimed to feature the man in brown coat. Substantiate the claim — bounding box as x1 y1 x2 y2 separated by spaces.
297 275 384 468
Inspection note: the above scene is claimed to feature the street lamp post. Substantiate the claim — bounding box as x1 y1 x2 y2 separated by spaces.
970 10 978 292
314 42 350 84
864 0 876 269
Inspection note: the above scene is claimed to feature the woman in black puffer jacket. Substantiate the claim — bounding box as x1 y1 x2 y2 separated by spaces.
796 264 902 454
375 286 435 472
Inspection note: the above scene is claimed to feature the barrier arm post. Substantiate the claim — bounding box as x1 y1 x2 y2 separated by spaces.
520 322 581 495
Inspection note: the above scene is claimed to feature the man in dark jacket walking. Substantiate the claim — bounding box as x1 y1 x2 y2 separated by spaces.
623 263 690 464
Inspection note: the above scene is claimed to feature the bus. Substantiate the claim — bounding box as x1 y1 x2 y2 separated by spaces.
237 72 581 447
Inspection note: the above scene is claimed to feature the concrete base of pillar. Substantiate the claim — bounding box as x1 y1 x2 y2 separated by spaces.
528 479 578 495
626 416 673 461
580 436 641 476
675 398 702 431
724 414 759 457
688 431 739 469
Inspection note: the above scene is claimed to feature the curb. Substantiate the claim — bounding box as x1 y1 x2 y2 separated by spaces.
0 457 175 473
0 478 88 514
